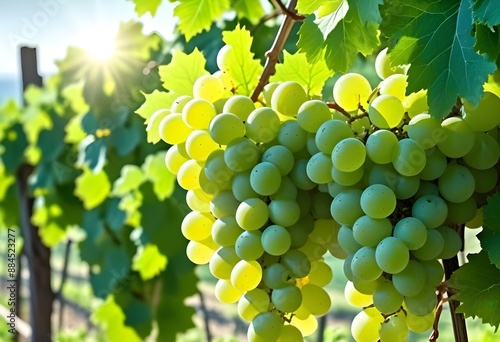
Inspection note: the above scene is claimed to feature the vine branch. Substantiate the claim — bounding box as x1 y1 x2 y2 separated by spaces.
270 0 306 21
326 101 351 119
251 0 300 102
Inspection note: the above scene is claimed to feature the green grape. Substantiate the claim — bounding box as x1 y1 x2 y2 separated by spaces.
327 180 364 198
331 166 365 186
181 98 217 129
379 74 408 101
262 145 295 176
177 159 202 190
171 95 193 113
375 47 406 80
210 190 240 219
414 181 440 198
246 107 281 143
263 263 290 289
373 280 404 314
309 260 333 287
365 163 398 188
376 237 409 274
351 246 383 281
469 167 498 193
353 215 393 247
165 144 189 174
343 254 355 281
281 249 311 278
419 148 447 180
333 73 372 112
204 150 233 185
211 216 244 246
330 189 364 225
213 70 234 93
297 100 332 133
366 130 399 164
250 311 283 341
393 217 427 250
307 152 334 184
147 108 170 143
232 170 259 201
268 199 301 227
271 81 308 116
446 197 477 224
369 94 404 129
186 189 211 213
290 159 316 190
392 260 426 297
298 238 327 260
463 132 500 170
186 130 219 161
235 230 264 260
247 324 269 342
361 184 397 219
404 287 437 317
331 138 366 172
272 285 303 312
412 229 444 261
287 220 311 249
311 191 333 219
216 44 233 71
403 89 428 119
351 308 384 342
209 113 245 145
289 314 318 337
462 91 500 132
199 167 226 195
315 119 355 154
435 226 462 259
224 137 260 172
215 278 243 304
159 113 193 145
411 195 448 228
420 259 444 287
438 163 475 203
344 281 373 307
270 176 298 200
231 259 262 291
222 95 255 121
301 283 331 316
351 116 371 137
209 246 240 279
393 174 420 200
238 288 271 322
296 190 312 217
262 225 292 256
379 314 409 342
407 113 443 149
353 277 383 295
250 162 282 196
309 218 338 246
466 207 483 228
437 117 475 158
262 82 280 106
186 239 217 265
193 74 225 103
213 97 228 113
277 120 308 153
277 325 303 342
307 132 321 155
406 309 434 333
181 211 214 241
391 138 426 177
235 198 269 231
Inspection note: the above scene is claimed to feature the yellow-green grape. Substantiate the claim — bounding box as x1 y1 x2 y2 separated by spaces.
391 138 426 177
308 260 333 286
297 100 332 133
262 145 295 176
361 184 397 219
309 218 337 246
268 199 301 227
209 113 245 145
407 113 443 149
271 81 308 116
375 47 406 80
165 145 189 174
369 94 405 129
277 325 303 342
263 263 290 289
214 278 243 304
263 82 280 106
421 259 444 287
379 314 409 342
470 167 498 193
366 130 398 164
404 89 428 119
405 309 434 333
211 216 244 246
186 238 217 265
306 152 333 184
223 95 256 121
235 230 264 260
224 137 260 172
331 138 366 172
331 166 365 187
177 159 202 190
351 246 383 281
204 150 234 187
185 130 219 161
181 98 217 129
146 108 169 141
330 189 364 226
181 211 214 241
373 280 404 314
344 281 373 307
404 287 438 316
277 120 308 153
238 288 271 322
418 149 447 180
436 226 462 259
213 70 234 93
171 95 193 113
466 207 483 228
412 229 444 261
412 194 448 228
159 113 192 145
210 190 240 219
392 260 426 296
352 215 393 247
262 225 292 255
247 324 269 342
462 91 500 132
209 246 240 279
272 285 303 312
300 283 331 316
231 259 262 291
281 249 311 278
232 170 260 201
186 188 211 213
216 44 233 72
236 198 269 231
250 311 283 341
463 132 500 170
375 237 410 274
393 217 427 250
333 73 372 112
438 163 475 203
315 119 355 154
437 117 475 158
290 314 318 337
379 74 408 101
351 308 384 342
246 107 281 143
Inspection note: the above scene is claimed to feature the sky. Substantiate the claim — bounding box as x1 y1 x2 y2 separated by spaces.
0 0 177 100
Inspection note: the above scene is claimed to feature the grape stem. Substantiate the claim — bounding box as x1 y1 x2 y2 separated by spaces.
270 0 306 21
251 0 300 102
430 286 449 342
326 101 351 118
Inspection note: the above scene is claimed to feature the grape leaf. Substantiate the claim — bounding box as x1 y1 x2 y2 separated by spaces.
158 48 208 96
479 192 500 268
136 90 175 123
174 0 230 41
65 112 87 144
472 0 500 29
297 16 326 63
142 152 175 200
130 0 162 17
475 24 500 62
132 244 168 280
351 0 383 24
112 165 146 197
0 163 15 201
221 25 264 96
232 0 264 23
74 167 111 209
315 1 349 38
22 107 52 144
296 0 329 15
380 0 497 119
39 222 67 247
449 251 500 330
270 51 331 97
1 124 28 173
0 99 21 140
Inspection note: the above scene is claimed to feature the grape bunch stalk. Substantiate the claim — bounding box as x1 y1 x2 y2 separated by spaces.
148 43 500 342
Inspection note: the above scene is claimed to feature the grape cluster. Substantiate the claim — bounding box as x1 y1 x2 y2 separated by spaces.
150 43 500 341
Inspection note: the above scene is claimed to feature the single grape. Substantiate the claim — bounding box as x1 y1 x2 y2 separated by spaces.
290 159 316 190
393 217 427 250
407 113 443 149
351 308 384 342
277 120 308 153
250 162 282 196
281 249 311 278
224 137 260 172
411 195 448 228
235 198 268 231
159 113 193 145
351 246 383 281
263 263 290 289
373 280 404 314
462 91 500 132
262 225 292 256
462 132 500 170
369 94 404 129
375 237 410 274
211 216 244 246
262 145 295 176
438 163 475 203
297 100 332 132
379 74 408 101
360 184 397 219
344 281 373 307
271 81 308 116
403 89 428 119
182 98 217 129
375 47 406 80
246 107 281 143
412 229 444 261
333 73 372 112
223 95 255 121
307 152 334 184
215 278 243 304
277 325 303 342
272 284 303 312
300 283 331 316
209 113 245 145
235 230 264 260
392 138 426 177
181 211 214 241
435 226 462 259
331 137 366 172
238 288 270 322
330 189 364 225
193 74 225 103
250 311 283 341
366 130 398 164
392 259 426 297
315 119 355 154
352 215 393 247
404 287 437 317
379 314 409 342
231 259 262 291
437 117 475 158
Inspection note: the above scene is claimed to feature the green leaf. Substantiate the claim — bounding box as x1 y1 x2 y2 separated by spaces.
0 163 15 201
0 100 21 140
296 0 326 15
449 251 500 330
475 24 500 62
479 192 500 268
315 0 349 38
232 0 265 23
22 107 52 144
222 25 264 95
130 0 162 16
271 51 332 97
174 0 231 41
132 244 168 280
39 222 67 247
112 165 146 197
142 152 175 200
136 90 175 123
159 48 208 96
1 124 28 173
380 0 497 119
472 0 500 29
74 167 111 209
297 16 326 63
351 0 383 24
